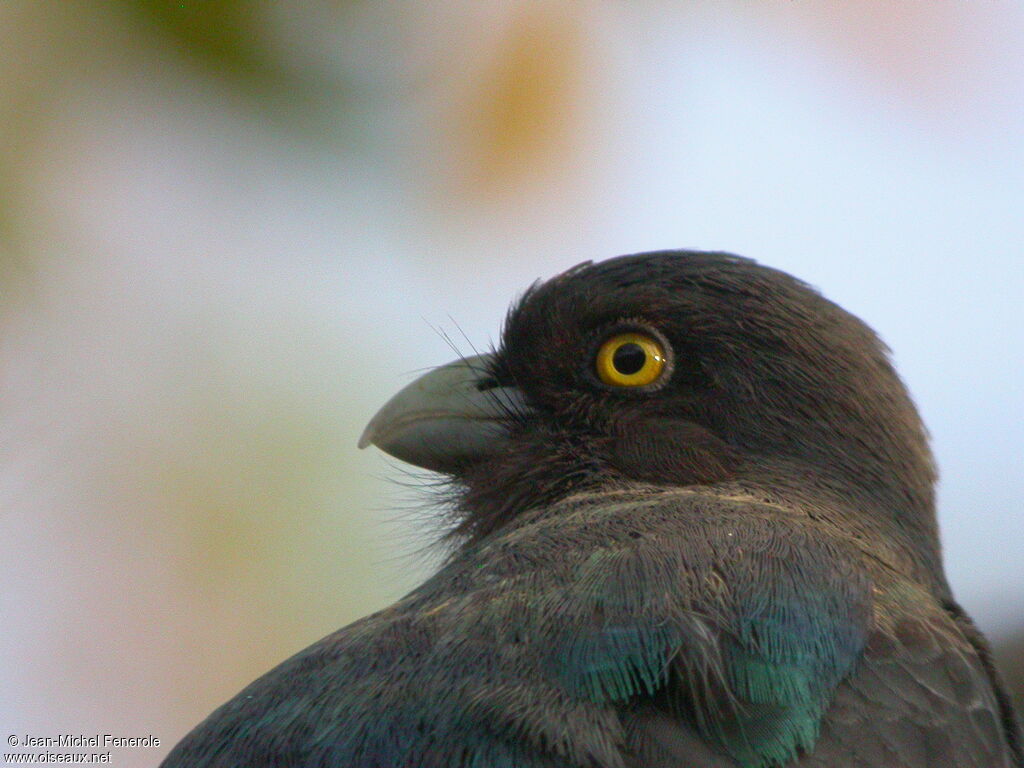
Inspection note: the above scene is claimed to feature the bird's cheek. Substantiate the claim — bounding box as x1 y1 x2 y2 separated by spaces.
608 417 739 487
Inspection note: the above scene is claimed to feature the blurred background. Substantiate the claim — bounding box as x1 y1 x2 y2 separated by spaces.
2 2 1021 764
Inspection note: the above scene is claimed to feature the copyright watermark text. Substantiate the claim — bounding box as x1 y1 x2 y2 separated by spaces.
5 735 159 765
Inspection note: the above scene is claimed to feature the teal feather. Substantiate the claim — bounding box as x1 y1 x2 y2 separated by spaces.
557 624 681 702
542 521 871 768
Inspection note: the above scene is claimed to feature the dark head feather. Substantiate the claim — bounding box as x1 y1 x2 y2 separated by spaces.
452 251 940 588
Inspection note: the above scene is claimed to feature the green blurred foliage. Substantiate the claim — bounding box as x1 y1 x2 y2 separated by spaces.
0 0 361 265
111 0 353 101
120 0 279 82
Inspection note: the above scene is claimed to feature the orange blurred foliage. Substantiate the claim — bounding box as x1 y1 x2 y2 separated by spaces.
452 5 589 200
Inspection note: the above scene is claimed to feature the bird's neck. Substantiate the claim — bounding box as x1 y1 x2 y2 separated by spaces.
733 453 949 596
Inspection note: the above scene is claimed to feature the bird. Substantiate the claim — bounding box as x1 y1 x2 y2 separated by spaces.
162 250 1022 767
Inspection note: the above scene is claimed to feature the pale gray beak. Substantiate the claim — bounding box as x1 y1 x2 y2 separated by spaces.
358 354 530 473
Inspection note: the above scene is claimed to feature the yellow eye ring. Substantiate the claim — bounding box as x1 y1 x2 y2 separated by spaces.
595 332 668 388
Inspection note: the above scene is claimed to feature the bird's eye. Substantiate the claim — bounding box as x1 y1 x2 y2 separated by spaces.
595 332 668 388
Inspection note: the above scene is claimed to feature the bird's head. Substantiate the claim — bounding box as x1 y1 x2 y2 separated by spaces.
361 251 938 570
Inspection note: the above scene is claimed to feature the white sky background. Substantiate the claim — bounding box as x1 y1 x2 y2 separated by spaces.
2 3 1022 763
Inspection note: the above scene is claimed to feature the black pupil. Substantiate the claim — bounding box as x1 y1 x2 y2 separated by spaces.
612 343 647 375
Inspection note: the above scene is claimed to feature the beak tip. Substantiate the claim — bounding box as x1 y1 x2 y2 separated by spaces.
357 423 376 450
356 353 529 471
